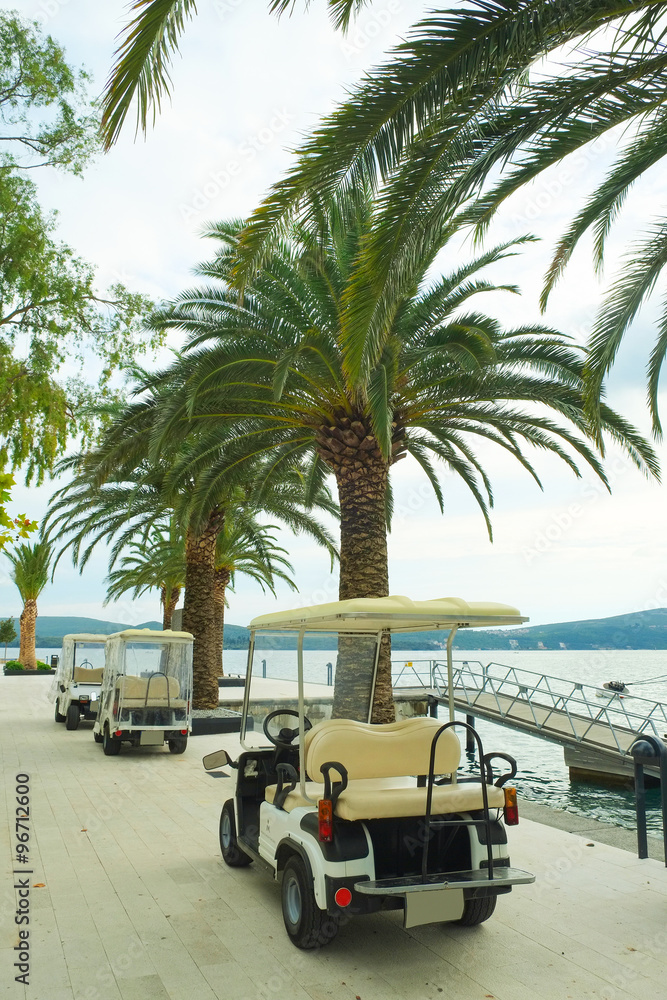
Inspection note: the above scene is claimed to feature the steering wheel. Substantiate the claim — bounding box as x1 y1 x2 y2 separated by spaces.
263 709 312 748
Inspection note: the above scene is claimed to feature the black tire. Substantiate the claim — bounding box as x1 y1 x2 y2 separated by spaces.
457 893 497 926
102 725 121 756
281 854 339 949
93 732 104 743
55 700 66 723
65 703 80 730
219 800 252 868
168 737 187 754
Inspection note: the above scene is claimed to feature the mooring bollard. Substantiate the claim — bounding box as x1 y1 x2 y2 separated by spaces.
630 735 667 865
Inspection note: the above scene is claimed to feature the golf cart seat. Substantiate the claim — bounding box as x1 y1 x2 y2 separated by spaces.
72 666 104 683
264 716 505 820
114 674 186 708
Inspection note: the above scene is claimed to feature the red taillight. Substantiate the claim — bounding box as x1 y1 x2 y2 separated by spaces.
504 786 519 826
181 729 188 735
318 799 333 842
334 887 352 908
114 729 123 738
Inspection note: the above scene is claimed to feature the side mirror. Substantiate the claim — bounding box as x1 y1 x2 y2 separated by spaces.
202 749 236 771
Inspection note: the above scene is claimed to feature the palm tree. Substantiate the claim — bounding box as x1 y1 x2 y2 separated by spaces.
146 201 658 721
5 539 52 669
213 516 297 675
232 1 667 433
100 1 667 429
104 519 186 629
45 407 338 708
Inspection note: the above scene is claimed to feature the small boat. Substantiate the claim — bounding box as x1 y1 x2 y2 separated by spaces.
595 679 628 698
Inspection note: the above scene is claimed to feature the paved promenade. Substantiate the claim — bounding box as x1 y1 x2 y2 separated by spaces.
2 673 667 1000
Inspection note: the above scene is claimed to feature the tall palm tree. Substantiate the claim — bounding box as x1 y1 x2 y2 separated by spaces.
5 539 52 669
233 1 667 433
100 1 667 428
147 201 658 721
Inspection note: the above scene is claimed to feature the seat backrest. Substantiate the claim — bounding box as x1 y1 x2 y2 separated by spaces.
305 717 460 783
73 666 104 684
116 674 180 701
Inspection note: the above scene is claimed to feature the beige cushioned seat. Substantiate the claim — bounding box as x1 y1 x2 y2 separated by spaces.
116 674 185 707
265 717 504 820
72 666 104 683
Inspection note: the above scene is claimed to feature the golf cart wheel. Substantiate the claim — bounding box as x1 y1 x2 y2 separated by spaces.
281 855 339 949
93 731 103 743
168 737 187 754
54 700 66 723
219 800 251 868
457 893 497 926
65 703 80 730
102 725 121 756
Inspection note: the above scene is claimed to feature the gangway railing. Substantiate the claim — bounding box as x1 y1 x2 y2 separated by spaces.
392 658 667 763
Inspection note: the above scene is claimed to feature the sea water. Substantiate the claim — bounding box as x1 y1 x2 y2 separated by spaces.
30 645 667 837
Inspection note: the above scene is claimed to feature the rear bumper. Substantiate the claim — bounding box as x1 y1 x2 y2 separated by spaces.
355 867 535 895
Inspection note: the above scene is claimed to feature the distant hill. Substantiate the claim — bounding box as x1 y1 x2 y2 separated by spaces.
201 607 667 651
4 616 164 647
7 608 667 651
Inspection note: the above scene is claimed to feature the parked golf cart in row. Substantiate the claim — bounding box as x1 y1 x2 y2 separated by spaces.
52 634 106 730
93 628 193 756
203 595 535 949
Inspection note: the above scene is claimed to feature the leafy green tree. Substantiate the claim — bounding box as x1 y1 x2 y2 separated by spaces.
4 538 52 669
149 204 658 720
0 616 18 659
0 11 159 488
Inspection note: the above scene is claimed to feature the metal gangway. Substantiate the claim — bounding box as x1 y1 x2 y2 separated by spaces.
393 658 667 778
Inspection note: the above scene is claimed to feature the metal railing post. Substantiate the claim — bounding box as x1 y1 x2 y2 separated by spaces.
631 736 667 865
326 662 333 686
262 659 266 678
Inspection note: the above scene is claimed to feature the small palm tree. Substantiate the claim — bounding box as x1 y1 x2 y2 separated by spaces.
214 516 297 674
5 539 52 669
104 520 186 629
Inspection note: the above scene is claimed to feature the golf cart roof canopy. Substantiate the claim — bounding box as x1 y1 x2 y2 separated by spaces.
62 633 108 643
248 595 527 633
106 628 193 642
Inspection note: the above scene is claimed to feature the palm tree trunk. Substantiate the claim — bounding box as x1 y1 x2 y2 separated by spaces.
19 600 37 670
213 567 230 677
161 585 180 630
182 509 224 709
332 457 394 723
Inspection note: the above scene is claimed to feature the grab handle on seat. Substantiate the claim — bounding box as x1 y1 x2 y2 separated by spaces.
320 761 348 810
273 763 299 810
483 752 517 787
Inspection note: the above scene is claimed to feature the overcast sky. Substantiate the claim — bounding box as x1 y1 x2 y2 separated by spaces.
3 0 667 632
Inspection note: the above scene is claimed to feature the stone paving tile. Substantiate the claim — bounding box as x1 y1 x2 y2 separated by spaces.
4 675 667 1000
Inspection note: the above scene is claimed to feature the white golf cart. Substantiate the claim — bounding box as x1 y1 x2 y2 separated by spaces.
203 596 535 949
52 634 107 731
94 628 193 756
